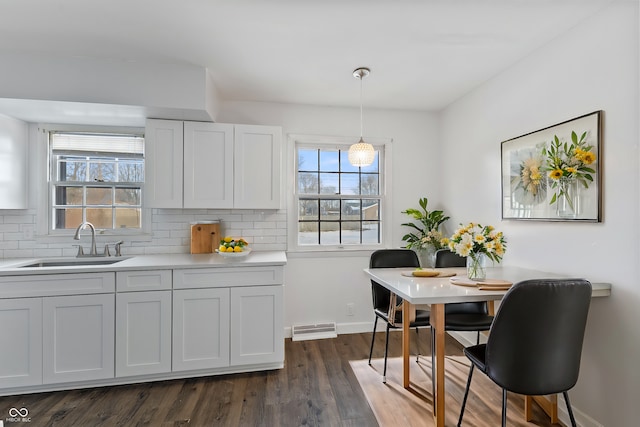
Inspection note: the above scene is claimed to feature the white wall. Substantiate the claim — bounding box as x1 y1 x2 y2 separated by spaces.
218 101 441 332
440 2 638 426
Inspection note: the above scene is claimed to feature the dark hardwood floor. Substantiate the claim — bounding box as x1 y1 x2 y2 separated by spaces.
0 331 555 426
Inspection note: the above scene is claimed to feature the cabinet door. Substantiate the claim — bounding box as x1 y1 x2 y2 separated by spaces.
43 294 115 384
233 124 282 209
0 298 42 387
230 285 283 366
116 291 171 377
172 288 230 371
145 119 184 208
184 122 234 208
0 115 28 209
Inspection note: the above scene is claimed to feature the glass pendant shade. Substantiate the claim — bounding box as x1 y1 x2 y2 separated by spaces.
348 138 375 167
349 67 375 168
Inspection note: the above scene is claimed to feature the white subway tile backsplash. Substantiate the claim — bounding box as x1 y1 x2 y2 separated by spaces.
2 232 23 241
0 241 19 250
0 224 19 232
2 213 34 223
4 249 33 258
33 249 64 258
0 208 287 259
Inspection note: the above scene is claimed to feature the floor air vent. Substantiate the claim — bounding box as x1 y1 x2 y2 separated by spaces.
291 322 337 341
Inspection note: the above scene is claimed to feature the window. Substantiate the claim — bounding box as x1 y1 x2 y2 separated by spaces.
295 140 386 249
49 131 144 233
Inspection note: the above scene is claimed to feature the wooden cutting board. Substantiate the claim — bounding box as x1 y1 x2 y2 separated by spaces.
190 222 221 254
450 276 513 290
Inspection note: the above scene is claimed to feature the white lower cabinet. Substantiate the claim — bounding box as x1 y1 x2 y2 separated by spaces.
42 294 115 384
172 288 230 371
230 285 283 366
0 298 42 388
116 290 172 377
0 260 284 395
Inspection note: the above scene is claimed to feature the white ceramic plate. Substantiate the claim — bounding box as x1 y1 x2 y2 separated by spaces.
215 248 251 258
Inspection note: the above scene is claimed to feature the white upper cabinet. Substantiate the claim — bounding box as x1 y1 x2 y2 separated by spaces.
145 119 281 209
145 119 184 208
0 115 28 209
183 122 234 208
234 124 282 209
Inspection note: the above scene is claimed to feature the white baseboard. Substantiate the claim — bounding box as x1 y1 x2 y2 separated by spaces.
557 394 604 427
336 321 373 335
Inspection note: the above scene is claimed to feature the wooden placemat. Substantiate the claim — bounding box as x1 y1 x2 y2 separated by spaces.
401 269 458 278
450 276 513 290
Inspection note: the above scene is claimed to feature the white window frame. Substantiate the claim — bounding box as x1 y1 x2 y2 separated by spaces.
287 134 393 253
35 124 151 240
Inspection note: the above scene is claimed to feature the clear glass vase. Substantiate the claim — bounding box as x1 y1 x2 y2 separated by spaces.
466 253 486 281
555 176 580 219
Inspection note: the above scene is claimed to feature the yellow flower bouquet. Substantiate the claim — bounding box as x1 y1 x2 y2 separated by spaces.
446 223 507 280
542 131 596 207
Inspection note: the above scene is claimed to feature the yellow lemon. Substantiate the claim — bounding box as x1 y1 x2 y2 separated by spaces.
223 236 233 243
218 245 226 252
233 246 243 252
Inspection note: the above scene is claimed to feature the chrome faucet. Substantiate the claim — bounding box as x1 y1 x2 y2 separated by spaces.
73 221 97 256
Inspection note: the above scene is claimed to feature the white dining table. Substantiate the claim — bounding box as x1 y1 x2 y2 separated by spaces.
363 265 611 427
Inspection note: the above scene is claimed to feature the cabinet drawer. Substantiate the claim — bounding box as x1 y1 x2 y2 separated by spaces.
173 266 283 289
116 270 172 292
0 272 116 298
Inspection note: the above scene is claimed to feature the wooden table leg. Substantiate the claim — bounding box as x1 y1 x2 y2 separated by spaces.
526 395 558 423
402 300 411 388
525 395 533 421
430 303 445 427
487 300 495 316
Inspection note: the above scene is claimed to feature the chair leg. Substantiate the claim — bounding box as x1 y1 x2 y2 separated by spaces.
415 327 420 362
382 323 391 383
501 389 507 427
563 391 577 427
476 331 480 345
457 364 474 426
368 317 378 365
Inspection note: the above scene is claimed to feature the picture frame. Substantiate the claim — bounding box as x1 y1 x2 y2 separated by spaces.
501 111 602 222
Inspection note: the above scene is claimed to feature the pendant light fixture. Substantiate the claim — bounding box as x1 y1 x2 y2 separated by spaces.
348 67 376 167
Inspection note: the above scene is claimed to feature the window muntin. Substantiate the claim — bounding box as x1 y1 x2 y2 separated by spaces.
296 145 382 247
49 132 144 232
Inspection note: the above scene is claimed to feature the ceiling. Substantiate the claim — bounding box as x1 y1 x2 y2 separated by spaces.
0 0 615 124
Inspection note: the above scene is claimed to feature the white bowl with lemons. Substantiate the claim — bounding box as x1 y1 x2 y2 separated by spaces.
216 237 251 258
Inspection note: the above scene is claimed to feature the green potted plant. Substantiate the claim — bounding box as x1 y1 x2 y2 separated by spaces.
401 197 450 267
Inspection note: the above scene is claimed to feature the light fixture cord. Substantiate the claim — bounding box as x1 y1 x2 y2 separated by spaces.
359 74 364 138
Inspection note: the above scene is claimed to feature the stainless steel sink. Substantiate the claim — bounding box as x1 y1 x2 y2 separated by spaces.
18 258 129 268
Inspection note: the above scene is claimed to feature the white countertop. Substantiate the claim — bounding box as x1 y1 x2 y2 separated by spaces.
0 251 287 276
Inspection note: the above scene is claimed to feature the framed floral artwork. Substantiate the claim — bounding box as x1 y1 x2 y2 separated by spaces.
501 111 602 221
